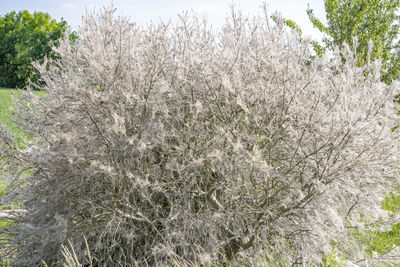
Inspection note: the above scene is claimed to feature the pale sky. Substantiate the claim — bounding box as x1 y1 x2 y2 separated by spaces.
0 0 327 41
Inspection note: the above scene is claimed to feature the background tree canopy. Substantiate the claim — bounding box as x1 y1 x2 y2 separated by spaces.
0 10 72 88
307 0 400 84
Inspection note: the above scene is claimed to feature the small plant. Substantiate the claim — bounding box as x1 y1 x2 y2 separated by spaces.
1 4 400 266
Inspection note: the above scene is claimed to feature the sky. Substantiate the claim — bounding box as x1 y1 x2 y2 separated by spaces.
0 0 327 41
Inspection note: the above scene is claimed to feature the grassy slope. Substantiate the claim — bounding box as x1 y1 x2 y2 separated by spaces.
0 89 14 125
0 88 17 265
0 88 16 193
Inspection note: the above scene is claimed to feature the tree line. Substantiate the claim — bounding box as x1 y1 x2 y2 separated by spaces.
0 10 74 88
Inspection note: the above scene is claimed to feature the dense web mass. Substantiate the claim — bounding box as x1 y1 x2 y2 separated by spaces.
0 5 399 266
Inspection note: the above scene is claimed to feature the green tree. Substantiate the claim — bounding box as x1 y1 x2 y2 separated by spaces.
307 0 400 84
0 10 71 88
270 14 324 60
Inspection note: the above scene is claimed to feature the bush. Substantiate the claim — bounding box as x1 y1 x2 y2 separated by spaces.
1 5 400 266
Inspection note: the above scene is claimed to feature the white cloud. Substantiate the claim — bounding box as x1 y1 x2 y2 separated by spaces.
61 3 76 9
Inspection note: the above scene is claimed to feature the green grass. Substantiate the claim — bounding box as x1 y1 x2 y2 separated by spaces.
0 89 17 213
0 88 46 149
0 221 14 229
0 182 7 198
0 87 27 142
0 182 19 210
0 87 46 124
0 89 14 125
0 88 25 266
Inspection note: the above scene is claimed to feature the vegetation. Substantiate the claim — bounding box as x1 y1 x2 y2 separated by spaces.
303 1 400 262
0 89 14 124
0 11 73 88
307 0 400 84
0 3 400 266
0 5 399 266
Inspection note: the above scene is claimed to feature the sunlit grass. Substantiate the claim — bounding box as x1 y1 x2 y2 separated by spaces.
0 89 14 125
0 88 46 149
0 88 26 266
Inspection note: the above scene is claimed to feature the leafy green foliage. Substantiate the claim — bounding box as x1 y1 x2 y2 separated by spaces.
270 15 325 61
0 11 74 88
362 191 400 255
322 249 344 267
306 2 400 262
382 191 400 212
270 14 303 36
345 190 400 262
307 0 400 84
366 224 400 256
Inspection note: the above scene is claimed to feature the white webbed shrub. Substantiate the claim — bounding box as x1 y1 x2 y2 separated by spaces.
1 6 400 266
